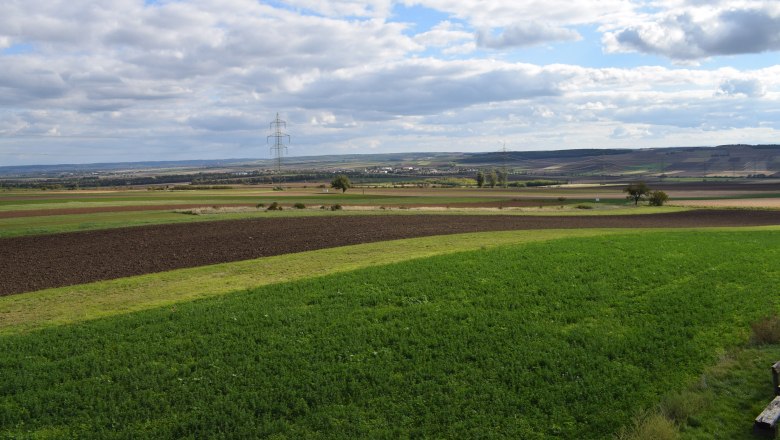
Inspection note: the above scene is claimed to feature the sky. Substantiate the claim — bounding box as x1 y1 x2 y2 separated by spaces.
1 0 779 165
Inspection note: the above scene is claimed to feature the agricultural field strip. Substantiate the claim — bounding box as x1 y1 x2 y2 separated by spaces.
2 231 778 438
7 211 775 296
0 207 692 239
2 225 778 336
0 229 619 335
0 195 511 211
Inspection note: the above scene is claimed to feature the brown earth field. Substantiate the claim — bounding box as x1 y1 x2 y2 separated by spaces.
2 210 779 296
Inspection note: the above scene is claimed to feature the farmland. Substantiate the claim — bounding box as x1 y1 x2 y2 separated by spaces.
1 182 780 438
1 231 779 438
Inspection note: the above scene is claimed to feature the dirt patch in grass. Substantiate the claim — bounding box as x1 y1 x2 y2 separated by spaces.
1 209 779 296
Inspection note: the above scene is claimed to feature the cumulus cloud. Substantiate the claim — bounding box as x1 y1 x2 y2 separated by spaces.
0 59 69 105
287 61 565 115
402 0 630 29
414 21 474 51
278 0 393 18
477 23 581 49
604 6 780 60
610 125 654 139
716 78 766 97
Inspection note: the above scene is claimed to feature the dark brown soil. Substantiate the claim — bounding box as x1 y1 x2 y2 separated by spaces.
1 209 779 296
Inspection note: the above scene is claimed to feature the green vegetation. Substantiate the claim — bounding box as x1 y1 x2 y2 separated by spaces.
331 174 351 193
1 230 779 438
507 179 567 188
625 182 652 205
0 229 619 335
486 169 498 188
424 177 477 187
0 192 511 212
649 190 670 206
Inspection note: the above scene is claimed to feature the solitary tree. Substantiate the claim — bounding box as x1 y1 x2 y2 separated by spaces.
497 170 508 188
624 181 651 205
476 171 485 188
331 175 351 193
487 169 498 188
648 190 669 206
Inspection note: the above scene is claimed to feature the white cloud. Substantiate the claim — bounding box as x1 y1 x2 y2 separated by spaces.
413 21 473 50
402 0 630 29
603 4 780 61
716 78 766 97
278 0 393 18
477 23 581 49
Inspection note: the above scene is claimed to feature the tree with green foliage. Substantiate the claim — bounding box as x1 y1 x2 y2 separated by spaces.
476 171 485 188
648 190 669 206
330 175 351 193
486 169 498 188
497 170 508 188
624 181 651 205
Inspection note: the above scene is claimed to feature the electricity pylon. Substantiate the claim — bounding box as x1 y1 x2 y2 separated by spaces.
267 113 290 173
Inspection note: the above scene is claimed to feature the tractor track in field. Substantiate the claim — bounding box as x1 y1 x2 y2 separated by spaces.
1 209 779 296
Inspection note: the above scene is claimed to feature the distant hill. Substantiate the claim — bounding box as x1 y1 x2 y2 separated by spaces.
1 145 778 179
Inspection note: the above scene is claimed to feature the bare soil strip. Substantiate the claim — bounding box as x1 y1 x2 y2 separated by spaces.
1 210 779 296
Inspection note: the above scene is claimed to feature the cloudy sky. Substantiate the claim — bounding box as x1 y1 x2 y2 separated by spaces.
1 0 779 165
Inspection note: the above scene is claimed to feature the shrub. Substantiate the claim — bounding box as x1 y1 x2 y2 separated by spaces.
330 204 342 211
266 202 283 211
320 205 327 210
750 313 780 345
648 190 669 206
615 411 679 440
557 197 567 202
576 204 593 209
272 186 284 191
660 390 710 424
256 203 265 208
293 203 306 209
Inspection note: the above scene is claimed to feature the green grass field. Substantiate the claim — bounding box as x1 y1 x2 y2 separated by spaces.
1 188 558 210
2 230 779 438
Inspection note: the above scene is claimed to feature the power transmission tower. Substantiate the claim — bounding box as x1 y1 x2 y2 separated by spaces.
267 113 290 174
500 142 508 187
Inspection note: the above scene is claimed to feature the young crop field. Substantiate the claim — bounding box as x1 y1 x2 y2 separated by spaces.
1 230 779 438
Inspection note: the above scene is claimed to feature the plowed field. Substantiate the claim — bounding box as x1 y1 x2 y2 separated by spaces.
2 209 778 296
